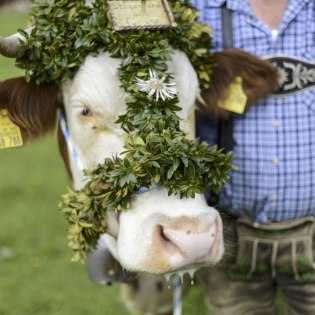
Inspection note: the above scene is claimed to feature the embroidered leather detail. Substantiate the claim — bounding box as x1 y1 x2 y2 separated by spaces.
265 55 315 97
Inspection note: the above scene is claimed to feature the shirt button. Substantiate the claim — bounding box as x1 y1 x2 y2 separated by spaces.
271 194 278 201
272 120 279 127
272 158 279 165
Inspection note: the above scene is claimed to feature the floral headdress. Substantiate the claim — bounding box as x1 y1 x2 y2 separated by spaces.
16 0 233 262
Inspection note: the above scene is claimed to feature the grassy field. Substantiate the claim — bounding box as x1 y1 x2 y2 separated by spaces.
0 10 208 315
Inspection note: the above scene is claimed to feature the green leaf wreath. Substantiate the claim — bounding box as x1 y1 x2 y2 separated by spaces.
16 0 233 262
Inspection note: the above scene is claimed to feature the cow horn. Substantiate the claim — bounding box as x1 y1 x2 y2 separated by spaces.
0 27 33 58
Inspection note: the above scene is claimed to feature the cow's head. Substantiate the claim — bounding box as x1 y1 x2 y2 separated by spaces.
60 48 225 274
0 0 278 279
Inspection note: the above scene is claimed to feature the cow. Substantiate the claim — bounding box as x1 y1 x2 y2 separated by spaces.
0 2 278 314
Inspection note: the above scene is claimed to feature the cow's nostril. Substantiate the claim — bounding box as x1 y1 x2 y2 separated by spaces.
157 225 180 256
159 226 171 242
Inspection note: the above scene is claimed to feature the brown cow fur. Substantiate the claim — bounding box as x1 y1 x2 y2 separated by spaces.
0 76 61 142
198 49 279 119
0 76 73 180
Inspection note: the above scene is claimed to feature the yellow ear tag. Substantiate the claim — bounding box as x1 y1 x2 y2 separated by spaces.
0 109 23 149
218 76 247 114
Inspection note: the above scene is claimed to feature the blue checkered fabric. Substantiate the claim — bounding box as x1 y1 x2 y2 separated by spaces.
191 0 315 223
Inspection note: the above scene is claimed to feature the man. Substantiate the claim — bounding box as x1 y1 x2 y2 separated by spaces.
191 1 315 314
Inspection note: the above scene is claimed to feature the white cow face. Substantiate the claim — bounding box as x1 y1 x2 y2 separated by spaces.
61 49 224 274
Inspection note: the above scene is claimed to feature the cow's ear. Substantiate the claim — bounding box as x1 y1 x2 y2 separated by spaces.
0 76 62 142
199 49 279 118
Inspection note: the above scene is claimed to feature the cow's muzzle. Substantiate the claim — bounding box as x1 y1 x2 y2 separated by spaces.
154 215 223 271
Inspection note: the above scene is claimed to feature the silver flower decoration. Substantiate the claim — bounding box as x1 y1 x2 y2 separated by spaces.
136 70 177 101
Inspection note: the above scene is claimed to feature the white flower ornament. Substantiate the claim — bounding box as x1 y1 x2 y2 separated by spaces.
136 70 177 101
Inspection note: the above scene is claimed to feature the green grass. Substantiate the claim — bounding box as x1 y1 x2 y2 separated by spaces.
0 10 208 315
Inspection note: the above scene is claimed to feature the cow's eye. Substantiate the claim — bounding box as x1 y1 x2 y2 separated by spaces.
80 108 93 117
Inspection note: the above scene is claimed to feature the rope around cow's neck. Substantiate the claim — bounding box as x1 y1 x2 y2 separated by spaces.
59 111 85 172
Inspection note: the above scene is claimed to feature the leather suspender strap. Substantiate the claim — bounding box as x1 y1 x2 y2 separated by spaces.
218 4 235 153
207 4 234 206
221 5 234 50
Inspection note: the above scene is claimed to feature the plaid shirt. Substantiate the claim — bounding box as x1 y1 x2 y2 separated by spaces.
192 0 315 223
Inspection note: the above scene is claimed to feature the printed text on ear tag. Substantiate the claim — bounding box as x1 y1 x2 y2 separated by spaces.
0 110 23 149
218 76 247 114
